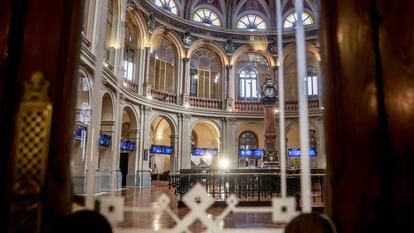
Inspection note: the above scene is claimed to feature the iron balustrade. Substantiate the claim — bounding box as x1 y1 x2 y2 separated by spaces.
169 169 325 207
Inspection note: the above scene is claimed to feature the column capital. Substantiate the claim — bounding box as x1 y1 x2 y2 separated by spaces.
182 57 190 63
226 64 233 69
180 113 192 120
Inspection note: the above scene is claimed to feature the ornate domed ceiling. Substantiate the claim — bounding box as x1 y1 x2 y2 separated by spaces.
131 0 320 48
149 0 318 31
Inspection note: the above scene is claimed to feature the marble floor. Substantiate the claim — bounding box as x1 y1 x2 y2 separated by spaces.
86 181 324 233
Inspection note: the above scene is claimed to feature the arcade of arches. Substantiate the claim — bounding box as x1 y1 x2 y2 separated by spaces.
72 0 326 193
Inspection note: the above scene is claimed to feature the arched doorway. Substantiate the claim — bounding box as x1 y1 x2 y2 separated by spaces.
98 92 115 189
191 120 220 169
150 115 175 180
119 106 138 186
237 122 264 168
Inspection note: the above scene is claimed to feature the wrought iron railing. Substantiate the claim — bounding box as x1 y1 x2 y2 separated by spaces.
169 169 325 207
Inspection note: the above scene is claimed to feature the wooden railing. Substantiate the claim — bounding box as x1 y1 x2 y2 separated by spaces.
235 100 264 111
150 89 177 104
189 96 222 109
235 99 321 111
122 78 139 93
169 169 325 207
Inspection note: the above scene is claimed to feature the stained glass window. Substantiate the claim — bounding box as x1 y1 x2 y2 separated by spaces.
283 12 313 28
155 0 178 15
237 15 267 30
192 9 221 26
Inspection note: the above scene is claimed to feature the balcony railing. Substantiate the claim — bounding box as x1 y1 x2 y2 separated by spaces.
122 78 139 93
189 96 222 109
150 89 177 104
235 99 321 112
169 169 325 208
286 98 320 111
235 100 264 111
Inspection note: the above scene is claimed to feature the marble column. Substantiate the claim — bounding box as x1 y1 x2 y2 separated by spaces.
316 116 326 168
126 128 140 186
170 135 179 172
136 105 151 186
226 65 235 111
142 47 152 97
182 58 190 106
223 117 238 168
179 113 192 169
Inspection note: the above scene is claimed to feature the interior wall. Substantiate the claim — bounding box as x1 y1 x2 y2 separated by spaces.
192 122 218 148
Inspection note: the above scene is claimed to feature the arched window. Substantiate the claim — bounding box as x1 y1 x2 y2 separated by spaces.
237 15 267 30
149 37 177 93
239 67 258 99
190 49 222 99
192 9 221 26
239 131 258 150
155 0 178 15
283 12 314 28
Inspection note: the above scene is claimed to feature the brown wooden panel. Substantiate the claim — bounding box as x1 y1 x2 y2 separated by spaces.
321 0 414 232
377 1 414 232
1 0 82 232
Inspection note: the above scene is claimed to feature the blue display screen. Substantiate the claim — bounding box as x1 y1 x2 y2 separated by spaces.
121 140 135 152
150 145 174 154
99 133 111 147
191 148 218 156
191 148 204 156
288 148 317 157
252 149 265 157
73 125 86 141
240 149 264 157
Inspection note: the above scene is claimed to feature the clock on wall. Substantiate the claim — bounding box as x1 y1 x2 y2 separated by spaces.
260 74 278 105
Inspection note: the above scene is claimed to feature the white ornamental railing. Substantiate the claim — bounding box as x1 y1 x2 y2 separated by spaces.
98 183 298 233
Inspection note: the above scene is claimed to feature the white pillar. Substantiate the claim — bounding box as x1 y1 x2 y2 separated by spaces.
113 0 128 78
85 0 108 208
223 117 237 168
142 47 152 96
317 116 326 169
182 58 190 106
179 113 192 169
226 65 235 110
170 135 179 172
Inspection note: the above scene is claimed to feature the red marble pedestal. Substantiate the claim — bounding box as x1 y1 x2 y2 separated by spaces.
263 105 278 165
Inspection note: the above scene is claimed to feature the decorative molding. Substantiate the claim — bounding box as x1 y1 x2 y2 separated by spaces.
10 72 53 233
181 113 192 120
